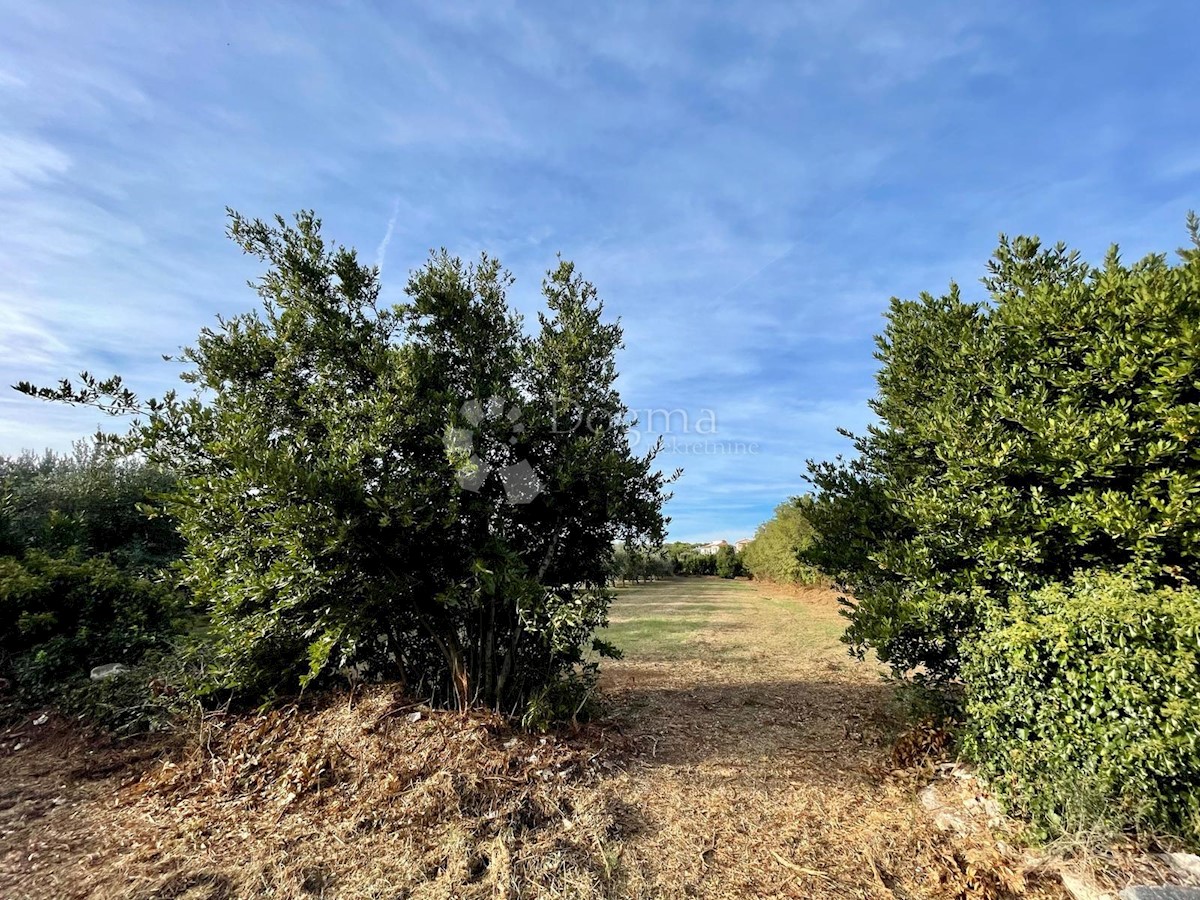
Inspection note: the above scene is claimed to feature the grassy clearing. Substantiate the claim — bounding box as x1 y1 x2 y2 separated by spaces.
604 577 848 662
603 579 734 659
1 577 1070 899
594 577 1066 898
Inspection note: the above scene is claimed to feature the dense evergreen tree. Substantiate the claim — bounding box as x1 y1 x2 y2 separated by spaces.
742 498 821 584
806 218 1200 683
18 211 671 712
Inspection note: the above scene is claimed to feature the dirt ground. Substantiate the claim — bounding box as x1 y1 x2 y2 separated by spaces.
0 578 1068 899
593 578 1064 899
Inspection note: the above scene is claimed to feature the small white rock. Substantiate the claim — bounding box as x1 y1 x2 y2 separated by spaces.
32 714 48 726
919 785 941 810
1121 887 1200 900
1162 854 1200 882
933 811 968 835
89 663 128 681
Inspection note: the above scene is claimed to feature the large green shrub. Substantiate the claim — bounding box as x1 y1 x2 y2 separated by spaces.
963 573 1200 844
0 445 184 710
742 498 822 584
0 444 180 570
678 550 717 576
19 211 671 714
714 544 743 578
0 551 181 701
807 218 1200 684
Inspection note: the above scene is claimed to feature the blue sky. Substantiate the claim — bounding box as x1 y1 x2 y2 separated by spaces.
1 2 1197 542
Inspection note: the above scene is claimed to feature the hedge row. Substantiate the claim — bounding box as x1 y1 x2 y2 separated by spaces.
964 573 1200 844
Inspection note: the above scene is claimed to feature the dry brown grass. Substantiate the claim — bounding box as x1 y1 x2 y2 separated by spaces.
591 578 1065 899
1 578 1071 899
4 693 634 899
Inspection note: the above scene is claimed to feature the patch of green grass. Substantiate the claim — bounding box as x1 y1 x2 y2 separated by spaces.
602 616 708 659
603 577 853 662
749 591 848 647
631 600 725 613
601 578 751 659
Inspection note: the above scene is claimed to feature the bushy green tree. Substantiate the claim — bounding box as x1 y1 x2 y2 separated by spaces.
18 211 671 713
742 498 822 584
0 551 181 701
678 551 716 576
0 444 184 704
0 443 180 570
806 217 1200 684
610 544 642 583
644 549 674 580
609 543 674 583
661 541 695 573
714 543 742 578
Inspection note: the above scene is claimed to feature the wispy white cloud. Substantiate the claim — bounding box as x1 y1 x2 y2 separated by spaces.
0 303 69 368
375 198 401 272
0 0 1196 540
0 135 71 189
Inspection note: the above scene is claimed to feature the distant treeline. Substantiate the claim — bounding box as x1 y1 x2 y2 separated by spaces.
610 501 825 586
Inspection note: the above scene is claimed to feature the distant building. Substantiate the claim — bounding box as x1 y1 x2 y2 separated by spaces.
696 539 730 556
734 538 751 552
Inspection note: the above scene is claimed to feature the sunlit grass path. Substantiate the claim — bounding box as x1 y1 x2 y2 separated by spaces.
604 576 847 662
593 577 1066 899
